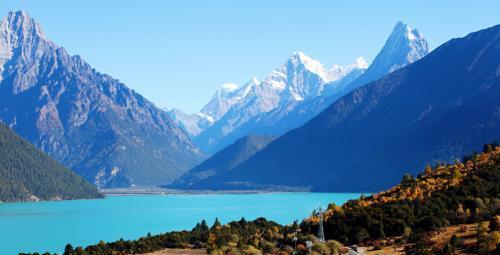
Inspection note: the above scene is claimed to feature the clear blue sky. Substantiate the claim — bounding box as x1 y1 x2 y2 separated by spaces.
1 1 499 113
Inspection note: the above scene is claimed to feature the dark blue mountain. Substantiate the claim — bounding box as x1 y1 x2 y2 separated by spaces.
169 134 275 189
192 24 500 192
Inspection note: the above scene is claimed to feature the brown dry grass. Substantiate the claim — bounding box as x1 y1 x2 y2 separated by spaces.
359 221 488 255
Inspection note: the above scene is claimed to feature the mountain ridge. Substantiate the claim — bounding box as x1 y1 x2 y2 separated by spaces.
169 134 276 189
0 11 205 188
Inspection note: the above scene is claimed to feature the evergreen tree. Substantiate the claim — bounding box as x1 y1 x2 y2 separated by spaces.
239 217 247 226
63 244 74 255
200 219 209 231
483 143 493 153
400 173 416 187
212 217 222 230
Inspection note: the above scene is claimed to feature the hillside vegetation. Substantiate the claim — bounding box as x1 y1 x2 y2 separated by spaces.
300 143 500 254
25 144 499 254
0 123 102 202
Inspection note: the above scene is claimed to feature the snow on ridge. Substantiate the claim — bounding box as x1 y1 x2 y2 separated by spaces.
405 26 422 42
250 76 260 85
295 51 329 77
354 57 368 69
289 51 368 83
221 83 239 92
195 112 215 123
239 77 259 98
324 57 368 82
393 21 424 42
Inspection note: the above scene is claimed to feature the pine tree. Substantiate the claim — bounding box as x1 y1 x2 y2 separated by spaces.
200 219 209 231
63 244 74 255
239 217 247 226
483 144 493 153
212 217 222 230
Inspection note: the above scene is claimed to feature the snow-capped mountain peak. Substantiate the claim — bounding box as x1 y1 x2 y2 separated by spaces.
198 77 261 123
1 10 66 87
290 51 330 79
287 51 368 85
188 22 428 154
1 11 51 82
200 84 239 120
394 21 423 41
212 83 239 99
348 21 429 87
326 21 429 101
170 77 261 137
220 83 239 92
250 76 260 85
385 21 428 69
3 10 46 39
354 57 368 69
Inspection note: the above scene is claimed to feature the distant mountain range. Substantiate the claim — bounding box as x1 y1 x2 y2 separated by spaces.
0 11 205 188
187 24 500 192
0 123 102 202
170 21 429 154
2 10 497 194
169 134 275 189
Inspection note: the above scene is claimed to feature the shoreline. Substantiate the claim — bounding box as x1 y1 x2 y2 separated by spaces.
99 186 313 196
0 188 367 204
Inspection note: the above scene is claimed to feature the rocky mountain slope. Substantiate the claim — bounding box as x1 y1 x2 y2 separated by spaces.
0 11 204 188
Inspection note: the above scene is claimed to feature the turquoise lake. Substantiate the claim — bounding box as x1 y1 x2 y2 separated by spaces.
0 193 361 254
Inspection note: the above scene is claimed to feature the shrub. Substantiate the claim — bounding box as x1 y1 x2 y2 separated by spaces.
312 242 331 255
325 240 343 255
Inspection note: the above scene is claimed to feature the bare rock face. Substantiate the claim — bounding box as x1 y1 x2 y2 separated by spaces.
0 11 204 188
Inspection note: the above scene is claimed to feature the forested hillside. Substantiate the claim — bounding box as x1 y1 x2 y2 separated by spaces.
0 123 102 202
301 144 500 246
